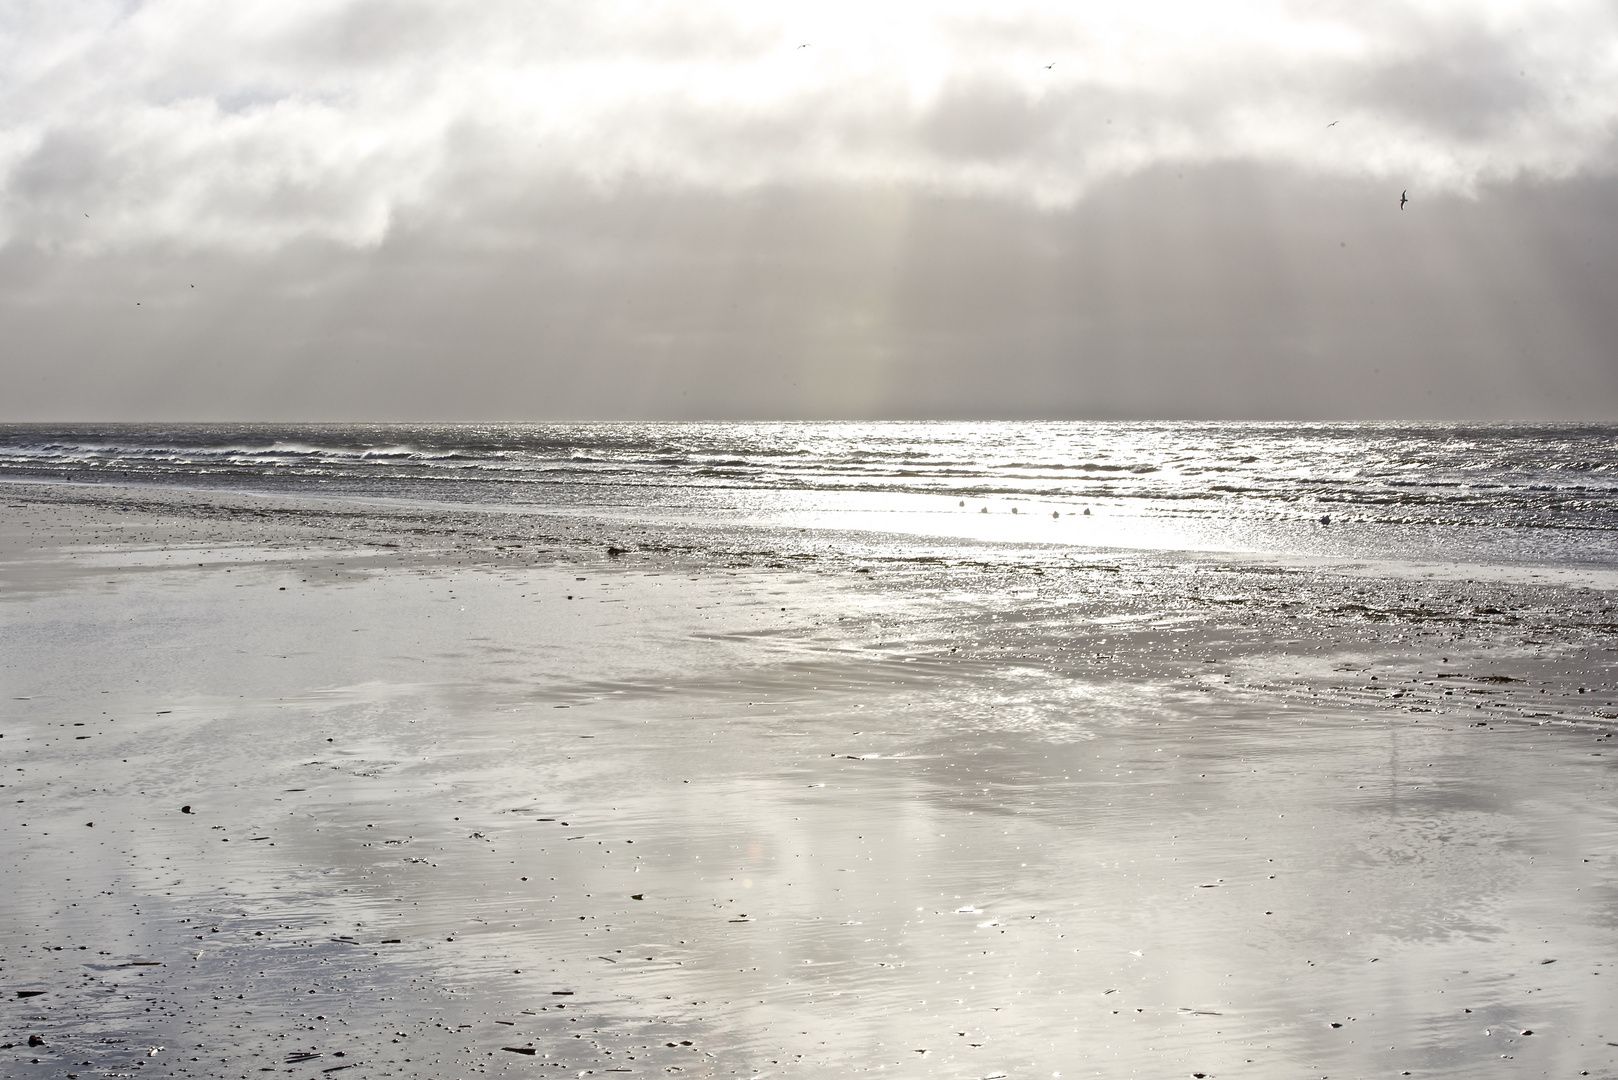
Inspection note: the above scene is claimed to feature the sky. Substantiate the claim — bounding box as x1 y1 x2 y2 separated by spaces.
3 0 1618 421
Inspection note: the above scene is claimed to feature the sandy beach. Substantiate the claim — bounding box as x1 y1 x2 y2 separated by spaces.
3 481 1616 1080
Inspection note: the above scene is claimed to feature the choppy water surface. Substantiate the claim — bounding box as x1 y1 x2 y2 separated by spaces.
4 421 1617 568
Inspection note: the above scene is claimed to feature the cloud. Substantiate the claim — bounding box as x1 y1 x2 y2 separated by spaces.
3 0 1617 253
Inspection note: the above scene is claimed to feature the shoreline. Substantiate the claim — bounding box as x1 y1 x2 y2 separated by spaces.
13 475 1618 591
3 480 1616 1079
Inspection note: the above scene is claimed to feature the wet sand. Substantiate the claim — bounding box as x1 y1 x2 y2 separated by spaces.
3 483 1617 1080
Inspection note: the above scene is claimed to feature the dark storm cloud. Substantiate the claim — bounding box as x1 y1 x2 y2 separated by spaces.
4 168 1616 421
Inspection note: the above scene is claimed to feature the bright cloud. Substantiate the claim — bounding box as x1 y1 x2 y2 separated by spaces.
4 0 1616 251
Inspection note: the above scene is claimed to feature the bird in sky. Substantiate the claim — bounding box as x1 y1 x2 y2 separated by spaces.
1326 120 1339 127
1045 62 1055 69
1400 190 1408 209
797 43 809 48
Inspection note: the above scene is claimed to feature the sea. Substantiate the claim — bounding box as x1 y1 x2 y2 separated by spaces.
3 421 1617 574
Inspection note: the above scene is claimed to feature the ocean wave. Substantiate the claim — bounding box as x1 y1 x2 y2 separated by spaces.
993 461 1162 474
6 423 1618 549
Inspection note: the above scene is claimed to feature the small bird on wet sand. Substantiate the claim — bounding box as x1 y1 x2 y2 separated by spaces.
1400 190 1408 209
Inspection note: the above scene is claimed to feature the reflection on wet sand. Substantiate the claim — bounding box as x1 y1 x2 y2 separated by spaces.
2 487 1615 1079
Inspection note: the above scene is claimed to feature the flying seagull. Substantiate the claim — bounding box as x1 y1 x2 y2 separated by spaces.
1326 120 1339 127
1045 62 1055 69
1400 190 1408 209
